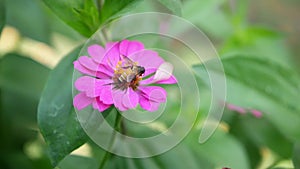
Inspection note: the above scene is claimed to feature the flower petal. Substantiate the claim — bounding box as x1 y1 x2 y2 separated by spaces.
153 62 173 82
88 44 105 63
75 76 111 97
92 98 111 112
156 75 177 84
140 74 177 85
112 90 128 111
74 61 97 76
139 96 160 112
120 39 144 56
73 92 93 110
128 50 164 71
99 86 114 104
139 86 167 103
227 103 247 114
103 42 120 68
250 109 262 118
78 56 99 71
122 88 139 109
97 63 114 77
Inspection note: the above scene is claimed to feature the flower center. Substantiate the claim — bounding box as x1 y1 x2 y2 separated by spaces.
112 60 145 91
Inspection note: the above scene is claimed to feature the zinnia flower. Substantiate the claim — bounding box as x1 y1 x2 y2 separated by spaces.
73 39 177 112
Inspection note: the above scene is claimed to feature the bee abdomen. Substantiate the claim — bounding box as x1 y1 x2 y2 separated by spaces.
118 72 128 82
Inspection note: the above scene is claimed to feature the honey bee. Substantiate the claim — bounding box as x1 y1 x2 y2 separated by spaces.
112 57 145 91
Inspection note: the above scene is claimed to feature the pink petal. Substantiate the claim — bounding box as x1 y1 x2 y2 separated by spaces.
139 86 167 102
227 104 247 114
74 61 97 76
156 75 177 84
122 88 139 109
75 76 111 97
97 63 114 77
73 92 93 110
153 62 173 82
112 90 128 111
88 44 105 63
128 50 164 71
78 56 99 71
120 39 145 56
92 98 111 112
140 75 177 85
251 110 262 118
99 86 114 104
103 42 121 68
139 96 160 112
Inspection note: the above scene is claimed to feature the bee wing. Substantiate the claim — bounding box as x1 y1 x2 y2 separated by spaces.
123 56 135 65
153 62 173 81
126 74 136 82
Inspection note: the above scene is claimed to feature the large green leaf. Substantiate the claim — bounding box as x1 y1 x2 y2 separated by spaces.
99 142 212 169
156 0 182 16
186 129 250 169
38 46 88 167
0 0 5 35
193 56 300 142
293 143 300 169
58 155 97 169
228 114 293 168
6 0 51 43
100 0 142 24
0 54 51 169
42 0 99 37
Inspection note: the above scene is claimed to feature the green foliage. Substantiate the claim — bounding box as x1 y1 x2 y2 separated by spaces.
6 0 51 43
156 0 182 16
227 114 293 168
42 0 99 37
293 143 300 169
187 129 250 169
42 0 142 37
0 54 51 169
193 56 300 142
37 46 88 166
0 0 5 35
100 0 142 23
58 155 98 169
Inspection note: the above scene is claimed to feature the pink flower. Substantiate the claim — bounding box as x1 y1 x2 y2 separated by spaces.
226 103 263 118
73 40 177 112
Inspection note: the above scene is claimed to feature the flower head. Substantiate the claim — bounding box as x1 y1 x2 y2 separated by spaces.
73 40 177 112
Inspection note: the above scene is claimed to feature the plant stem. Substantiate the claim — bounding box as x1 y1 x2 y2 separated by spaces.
98 109 122 169
96 0 103 14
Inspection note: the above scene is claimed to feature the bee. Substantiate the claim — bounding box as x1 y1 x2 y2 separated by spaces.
112 56 145 91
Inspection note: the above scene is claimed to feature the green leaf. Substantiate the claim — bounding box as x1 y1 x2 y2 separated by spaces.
193 56 300 142
0 0 5 35
293 143 300 169
6 0 51 43
187 129 250 169
0 53 49 152
100 143 212 169
156 0 182 16
228 115 293 168
42 0 99 37
221 27 292 66
0 53 50 99
58 155 97 169
182 0 233 39
38 46 88 167
100 0 142 24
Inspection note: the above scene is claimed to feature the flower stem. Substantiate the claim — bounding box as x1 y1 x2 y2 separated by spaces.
98 109 122 169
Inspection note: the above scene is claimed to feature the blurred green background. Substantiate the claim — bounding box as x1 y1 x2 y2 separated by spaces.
1 0 300 169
